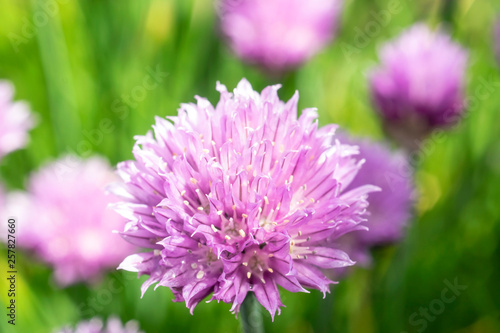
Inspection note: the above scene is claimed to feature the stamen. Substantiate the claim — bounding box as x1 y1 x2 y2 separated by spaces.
194 188 209 207
196 271 205 279
239 229 246 237
247 272 252 279
190 177 198 184
268 268 274 273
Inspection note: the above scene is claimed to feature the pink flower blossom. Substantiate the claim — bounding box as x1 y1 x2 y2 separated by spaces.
57 316 143 333
113 79 378 318
219 0 343 72
13 156 135 286
336 134 414 267
370 24 468 147
0 80 35 159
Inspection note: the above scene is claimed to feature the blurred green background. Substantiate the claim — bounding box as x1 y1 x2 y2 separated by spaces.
1 0 500 332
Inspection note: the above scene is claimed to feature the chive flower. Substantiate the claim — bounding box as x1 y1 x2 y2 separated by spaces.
114 79 378 318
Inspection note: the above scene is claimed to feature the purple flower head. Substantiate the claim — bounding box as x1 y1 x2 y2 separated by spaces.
0 80 35 159
14 156 135 286
219 0 343 72
57 316 143 333
370 24 468 147
494 17 500 64
113 78 378 318
335 134 414 267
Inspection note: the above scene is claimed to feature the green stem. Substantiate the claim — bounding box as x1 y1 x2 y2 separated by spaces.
239 293 264 333
34 0 80 152
440 0 456 25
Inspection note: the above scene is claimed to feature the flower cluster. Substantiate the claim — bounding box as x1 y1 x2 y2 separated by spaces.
57 316 143 333
114 79 378 318
12 156 134 286
370 24 468 146
0 80 35 160
219 0 343 72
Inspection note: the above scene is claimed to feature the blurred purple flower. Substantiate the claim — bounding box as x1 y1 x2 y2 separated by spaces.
113 78 378 318
336 134 414 267
219 0 343 72
12 156 134 286
0 80 35 159
57 316 143 333
369 24 468 147
494 17 500 64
